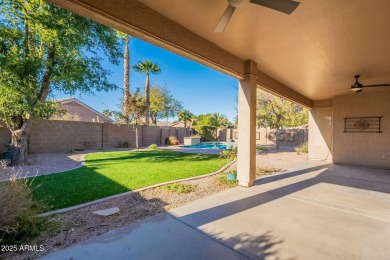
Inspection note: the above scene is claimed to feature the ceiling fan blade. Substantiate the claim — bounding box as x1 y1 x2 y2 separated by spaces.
356 89 363 93
214 5 236 33
330 88 349 93
363 84 390 88
250 0 300 14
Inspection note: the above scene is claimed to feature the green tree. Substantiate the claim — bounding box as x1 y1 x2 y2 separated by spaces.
118 88 147 125
256 90 308 149
132 60 161 126
192 113 230 141
177 109 194 128
192 114 214 141
210 113 230 140
0 0 122 165
149 85 183 125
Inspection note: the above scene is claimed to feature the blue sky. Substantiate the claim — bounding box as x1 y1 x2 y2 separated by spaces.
53 38 238 122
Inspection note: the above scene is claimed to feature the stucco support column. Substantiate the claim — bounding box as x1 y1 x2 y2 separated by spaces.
237 61 257 187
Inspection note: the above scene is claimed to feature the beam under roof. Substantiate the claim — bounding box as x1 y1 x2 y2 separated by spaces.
46 0 313 108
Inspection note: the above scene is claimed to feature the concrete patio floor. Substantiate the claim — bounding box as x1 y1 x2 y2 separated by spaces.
42 162 390 260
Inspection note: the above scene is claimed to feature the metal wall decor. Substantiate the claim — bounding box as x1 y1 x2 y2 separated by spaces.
343 117 382 133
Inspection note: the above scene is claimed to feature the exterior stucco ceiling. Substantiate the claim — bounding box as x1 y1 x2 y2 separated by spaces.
139 0 390 101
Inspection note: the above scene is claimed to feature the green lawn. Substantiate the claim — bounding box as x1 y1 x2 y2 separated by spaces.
29 149 224 211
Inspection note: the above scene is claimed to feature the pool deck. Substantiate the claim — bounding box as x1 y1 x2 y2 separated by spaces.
163 144 293 155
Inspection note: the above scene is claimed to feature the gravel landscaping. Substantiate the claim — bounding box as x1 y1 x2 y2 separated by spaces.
0 148 134 182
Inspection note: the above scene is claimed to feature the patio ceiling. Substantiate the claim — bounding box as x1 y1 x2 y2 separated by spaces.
47 0 390 105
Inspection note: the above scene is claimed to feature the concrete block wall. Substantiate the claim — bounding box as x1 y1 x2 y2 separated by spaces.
231 128 307 147
29 120 102 153
102 123 138 148
0 127 10 153
0 120 190 154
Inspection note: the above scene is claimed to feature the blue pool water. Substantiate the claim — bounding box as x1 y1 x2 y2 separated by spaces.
183 142 235 150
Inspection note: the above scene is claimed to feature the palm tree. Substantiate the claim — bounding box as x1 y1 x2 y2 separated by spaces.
122 35 131 112
210 113 230 140
177 109 194 128
132 60 161 125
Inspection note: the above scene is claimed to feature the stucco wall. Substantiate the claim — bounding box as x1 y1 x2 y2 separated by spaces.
333 91 390 168
308 107 333 161
55 103 111 123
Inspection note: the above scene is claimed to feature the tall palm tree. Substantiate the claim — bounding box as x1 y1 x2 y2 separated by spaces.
132 60 161 125
177 109 194 128
122 35 131 111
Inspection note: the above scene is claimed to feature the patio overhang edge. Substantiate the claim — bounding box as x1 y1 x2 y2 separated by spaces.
46 0 313 108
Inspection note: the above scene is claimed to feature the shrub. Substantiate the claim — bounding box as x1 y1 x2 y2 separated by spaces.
219 146 237 161
162 183 196 193
0 178 50 244
256 167 283 177
256 146 268 151
295 141 308 155
148 144 158 150
165 136 179 145
218 175 238 188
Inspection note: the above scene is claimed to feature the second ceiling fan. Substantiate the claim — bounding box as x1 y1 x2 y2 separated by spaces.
350 75 390 93
214 0 300 33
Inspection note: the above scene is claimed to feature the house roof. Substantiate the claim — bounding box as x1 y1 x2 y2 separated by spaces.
55 97 113 123
48 0 390 106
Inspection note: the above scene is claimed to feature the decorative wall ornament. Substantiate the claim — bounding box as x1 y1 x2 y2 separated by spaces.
344 117 382 133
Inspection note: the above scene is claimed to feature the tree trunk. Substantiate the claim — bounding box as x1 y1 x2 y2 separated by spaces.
184 120 187 128
144 74 150 126
151 115 157 125
10 48 55 166
275 128 280 150
123 36 130 115
135 126 139 148
10 119 32 166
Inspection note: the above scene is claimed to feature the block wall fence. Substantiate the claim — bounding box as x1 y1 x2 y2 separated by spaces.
0 120 307 154
0 120 190 154
219 128 308 147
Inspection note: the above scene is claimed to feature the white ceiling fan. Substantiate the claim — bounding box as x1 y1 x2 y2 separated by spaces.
214 0 300 33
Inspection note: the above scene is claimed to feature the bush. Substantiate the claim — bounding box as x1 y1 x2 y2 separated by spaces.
256 146 268 151
148 144 158 150
162 183 196 193
295 141 308 155
218 175 238 188
219 146 237 161
165 136 179 145
0 178 50 244
256 167 283 177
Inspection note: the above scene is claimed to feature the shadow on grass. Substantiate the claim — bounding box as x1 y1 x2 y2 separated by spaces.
86 150 218 165
28 150 223 212
28 167 130 212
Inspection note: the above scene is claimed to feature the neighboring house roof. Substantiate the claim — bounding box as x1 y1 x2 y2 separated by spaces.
54 97 113 123
170 121 191 128
155 120 171 127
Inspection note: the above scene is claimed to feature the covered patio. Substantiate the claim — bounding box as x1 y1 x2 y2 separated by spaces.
42 0 390 258
48 0 390 183
42 162 390 259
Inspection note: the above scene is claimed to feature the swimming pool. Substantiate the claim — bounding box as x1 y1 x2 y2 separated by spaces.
183 142 235 150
